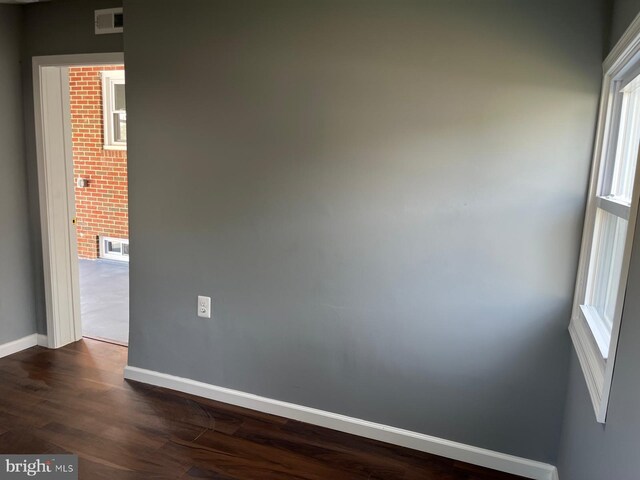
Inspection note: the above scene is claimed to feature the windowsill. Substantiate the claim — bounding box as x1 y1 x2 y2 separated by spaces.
579 305 611 359
100 255 129 262
568 315 608 423
103 144 127 151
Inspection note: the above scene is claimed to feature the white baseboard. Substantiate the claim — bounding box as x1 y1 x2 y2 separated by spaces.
124 366 558 480
0 333 38 358
37 334 48 347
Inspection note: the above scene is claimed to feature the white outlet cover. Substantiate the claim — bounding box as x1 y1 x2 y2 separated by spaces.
197 295 211 318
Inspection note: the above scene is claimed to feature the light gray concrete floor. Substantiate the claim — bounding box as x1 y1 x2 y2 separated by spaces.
79 259 129 345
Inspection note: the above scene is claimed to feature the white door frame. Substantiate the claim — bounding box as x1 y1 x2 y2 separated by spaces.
33 52 125 349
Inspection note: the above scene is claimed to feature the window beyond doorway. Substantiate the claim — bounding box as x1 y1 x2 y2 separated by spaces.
102 70 126 148
100 236 130 262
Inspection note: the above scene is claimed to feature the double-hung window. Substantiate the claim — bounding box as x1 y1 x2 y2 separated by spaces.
570 18 640 423
102 70 126 149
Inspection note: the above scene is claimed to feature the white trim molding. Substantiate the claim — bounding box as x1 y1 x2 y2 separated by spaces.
37 334 49 347
0 334 38 359
124 366 558 480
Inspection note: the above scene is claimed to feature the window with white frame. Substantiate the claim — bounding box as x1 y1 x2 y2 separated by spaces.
100 236 129 262
102 70 126 149
570 18 640 423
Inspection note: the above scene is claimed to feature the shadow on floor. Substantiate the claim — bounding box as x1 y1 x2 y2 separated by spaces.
79 259 129 345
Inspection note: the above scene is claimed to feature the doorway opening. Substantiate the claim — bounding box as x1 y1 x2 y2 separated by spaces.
33 53 126 349
70 64 128 345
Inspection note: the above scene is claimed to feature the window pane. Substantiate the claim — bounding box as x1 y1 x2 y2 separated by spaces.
107 240 122 254
585 208 628 330
114 112 127 142
123 243 129 256
114 83 126 111
610 77 640 202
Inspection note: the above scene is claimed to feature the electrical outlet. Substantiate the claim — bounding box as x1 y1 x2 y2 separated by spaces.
197 295 211 318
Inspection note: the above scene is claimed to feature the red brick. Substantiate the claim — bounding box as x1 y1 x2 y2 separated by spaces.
70 65 128 259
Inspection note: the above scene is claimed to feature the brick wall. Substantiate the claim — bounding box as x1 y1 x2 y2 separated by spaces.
70 65 128 259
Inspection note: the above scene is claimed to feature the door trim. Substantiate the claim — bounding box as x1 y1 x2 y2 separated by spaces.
33 53 125 348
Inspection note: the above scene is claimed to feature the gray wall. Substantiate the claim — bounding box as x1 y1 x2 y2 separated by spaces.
610 0 640 49
556 4 640 479
21 0 123 334
0 5 37 344
123 0 605 463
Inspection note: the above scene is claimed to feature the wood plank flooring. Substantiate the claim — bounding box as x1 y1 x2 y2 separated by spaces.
0 339 523 479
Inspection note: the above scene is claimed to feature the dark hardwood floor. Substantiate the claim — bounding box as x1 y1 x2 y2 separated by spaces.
0 339 523 479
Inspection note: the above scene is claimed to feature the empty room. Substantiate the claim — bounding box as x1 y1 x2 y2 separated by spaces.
1 0 640 479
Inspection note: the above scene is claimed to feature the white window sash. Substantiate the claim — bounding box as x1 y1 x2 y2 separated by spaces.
102 70 126 149
595 196 631 219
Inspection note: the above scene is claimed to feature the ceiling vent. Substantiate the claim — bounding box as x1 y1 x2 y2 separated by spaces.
95 7 123 35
